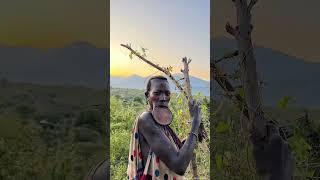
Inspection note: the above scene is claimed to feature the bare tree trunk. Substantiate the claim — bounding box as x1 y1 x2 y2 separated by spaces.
225 0 294 179
226 0 265 137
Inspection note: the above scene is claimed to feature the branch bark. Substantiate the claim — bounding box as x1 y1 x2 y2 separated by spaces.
181 57 199 179
248 0 258 11
120 44 187 98
223 0 294 179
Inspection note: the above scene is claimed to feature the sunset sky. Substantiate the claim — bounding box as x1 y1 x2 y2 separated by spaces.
110 0 210 80
0 0 317 78
0 0 108 48
212 0 320 62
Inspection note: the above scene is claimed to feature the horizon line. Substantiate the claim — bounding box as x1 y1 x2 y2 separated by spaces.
212 35 320 63
110 73 210 82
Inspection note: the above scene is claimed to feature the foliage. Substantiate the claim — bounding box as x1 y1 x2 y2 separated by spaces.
0 82 106 179
210 102 259 180
277 96 295 109
75 110 103 133
15 104 36 118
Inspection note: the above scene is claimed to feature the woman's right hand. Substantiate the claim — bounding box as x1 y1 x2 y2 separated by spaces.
189 99 201 130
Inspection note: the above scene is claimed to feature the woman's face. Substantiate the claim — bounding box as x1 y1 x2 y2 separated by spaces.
148 79 171 109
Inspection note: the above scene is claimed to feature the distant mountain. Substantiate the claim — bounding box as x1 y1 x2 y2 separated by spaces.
0 42 107 89
0 40 319 107
110 74 210 96
212 37 320 107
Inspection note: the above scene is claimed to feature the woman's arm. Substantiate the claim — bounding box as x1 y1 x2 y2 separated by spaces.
138 100 201 175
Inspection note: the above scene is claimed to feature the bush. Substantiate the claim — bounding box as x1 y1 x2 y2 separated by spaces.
15 105 35 118
72 127 102 143
74 110 103 133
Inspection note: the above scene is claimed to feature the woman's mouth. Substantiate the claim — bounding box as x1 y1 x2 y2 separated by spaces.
157 105 168 108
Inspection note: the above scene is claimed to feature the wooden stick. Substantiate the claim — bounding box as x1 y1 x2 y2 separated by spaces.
120 44 187 98
181 57 199 179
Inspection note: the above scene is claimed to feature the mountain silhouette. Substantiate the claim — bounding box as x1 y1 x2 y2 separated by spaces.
110 74 210 96
0 42 108 89
212 37 320 107
0 40 318 107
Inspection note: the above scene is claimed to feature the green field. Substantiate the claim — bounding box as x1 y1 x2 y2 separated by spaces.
0 81 107 180
1 80 319 179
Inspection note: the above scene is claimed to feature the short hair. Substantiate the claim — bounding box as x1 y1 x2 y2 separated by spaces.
144 75 168 98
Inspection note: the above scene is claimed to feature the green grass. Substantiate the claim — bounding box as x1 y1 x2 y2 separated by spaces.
0 81 107 179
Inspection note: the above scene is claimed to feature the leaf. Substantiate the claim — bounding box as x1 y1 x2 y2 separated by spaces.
129 52 133 60
277 96 294 109
307 169 315 178
141 47 148 57
215 153 223 170
141 47 147 53
215 121 230 133
223 151 231 166
288 133 311 161
237 87 245 99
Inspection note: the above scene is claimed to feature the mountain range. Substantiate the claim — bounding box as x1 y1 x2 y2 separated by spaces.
212 37 320 107
0 38 318 107
0 42 107 89
110 74 210 96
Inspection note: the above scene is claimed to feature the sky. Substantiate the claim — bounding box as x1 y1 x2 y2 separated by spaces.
110 0 210 80
212 0 320 62
0 0 108 48
1 0 316 80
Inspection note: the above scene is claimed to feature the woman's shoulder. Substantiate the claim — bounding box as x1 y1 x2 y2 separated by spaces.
137 111 154 128
138 111 152 120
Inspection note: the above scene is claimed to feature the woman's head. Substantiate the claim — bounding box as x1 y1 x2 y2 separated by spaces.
145 75 171 110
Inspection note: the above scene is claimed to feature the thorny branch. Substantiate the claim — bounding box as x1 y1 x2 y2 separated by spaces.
120 44 187 98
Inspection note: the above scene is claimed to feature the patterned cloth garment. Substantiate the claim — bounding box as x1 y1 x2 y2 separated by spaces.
127 116 185 180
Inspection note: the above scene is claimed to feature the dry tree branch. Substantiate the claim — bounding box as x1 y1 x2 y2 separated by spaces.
214 50 239 64
120 44 188 98
225 22 239 38
181 57 192 100
181 57 200 180
211 61 249 119
224 0 295 179
248 0 258 11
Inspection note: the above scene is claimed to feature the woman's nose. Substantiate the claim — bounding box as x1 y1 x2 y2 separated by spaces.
159 93 167 101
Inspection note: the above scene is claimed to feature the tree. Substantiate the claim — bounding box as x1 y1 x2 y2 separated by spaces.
212 0 294 179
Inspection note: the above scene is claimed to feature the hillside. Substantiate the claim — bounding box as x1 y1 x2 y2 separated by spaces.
0 42 107 89
0 81 107 179
212 37 320 107
110 74 210 96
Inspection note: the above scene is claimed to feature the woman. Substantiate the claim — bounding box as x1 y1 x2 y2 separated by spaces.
127 75 201 180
